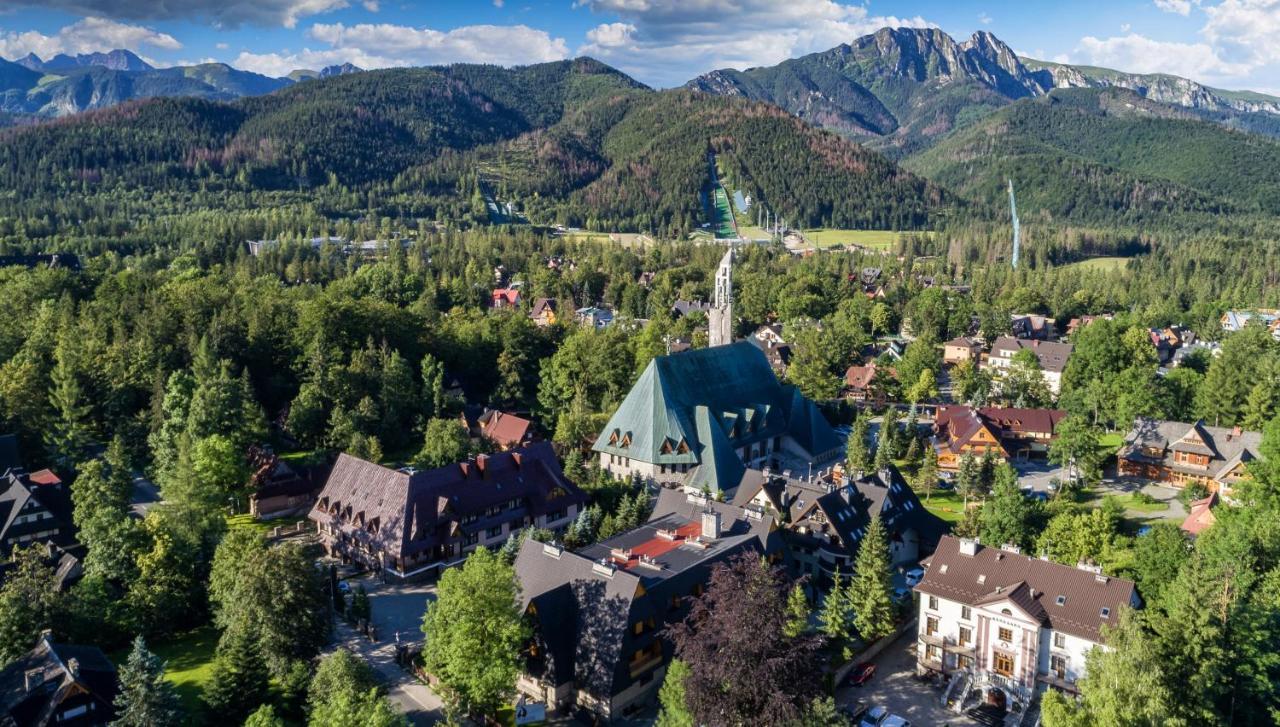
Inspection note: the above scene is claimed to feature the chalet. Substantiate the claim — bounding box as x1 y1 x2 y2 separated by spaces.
915 537 1139 703
986 337 1072 397
246 446 329 520
747 324 792 374
1220 309 1280 340
514 493 777 720
943 337 982 366
1010 314 1057 341
477 410 534 451
575 306 615 329
843 363 888 406
0 468 73 554
932 406 1067 470
310 442 585 582
1118 418 1262 494
530 298 559 327
1065 315 1112 338
733 464 947 594
492 288 522 309
0 633 118 726
1148 325 1196 365
593 342 842 496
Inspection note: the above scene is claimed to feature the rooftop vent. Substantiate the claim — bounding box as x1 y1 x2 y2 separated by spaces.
1055 595 1066 606
541 542 563 559
592 559 616 578
609 547 632 561
1100 607 1111 619
636 554 662 571
977 574 986 585
1076 561 1103 575
939 564 948 574
657 528 679 541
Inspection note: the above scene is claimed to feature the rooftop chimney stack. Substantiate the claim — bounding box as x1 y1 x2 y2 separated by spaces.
701 509 722 539
959 537 980 557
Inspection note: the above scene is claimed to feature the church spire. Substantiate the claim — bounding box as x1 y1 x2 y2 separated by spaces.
709 246 734 347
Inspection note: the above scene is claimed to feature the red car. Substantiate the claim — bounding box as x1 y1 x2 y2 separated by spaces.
847 663 876 687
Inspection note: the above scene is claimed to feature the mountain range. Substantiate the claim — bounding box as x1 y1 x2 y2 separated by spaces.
685 27 1280 157
0 50 363 120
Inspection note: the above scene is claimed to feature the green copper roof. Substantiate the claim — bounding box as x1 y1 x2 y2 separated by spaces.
594 341 840 492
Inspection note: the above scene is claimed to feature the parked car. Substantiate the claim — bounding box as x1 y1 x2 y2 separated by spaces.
1024 490 1049 502
847 663 876 687
892 586 912 602
859 705 888 727
844 699 869 722
880 715 911 727
904 567 925 585
337 580 351 593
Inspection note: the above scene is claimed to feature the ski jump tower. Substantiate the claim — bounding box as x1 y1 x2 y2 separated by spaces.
1008 178 1021 269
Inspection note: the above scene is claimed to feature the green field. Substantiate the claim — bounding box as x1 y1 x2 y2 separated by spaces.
921 490 968 523
801 229 930 249
1062 256 1132 272
112 624 219 722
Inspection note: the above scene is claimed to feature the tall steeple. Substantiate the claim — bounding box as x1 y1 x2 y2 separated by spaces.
709 247 734 347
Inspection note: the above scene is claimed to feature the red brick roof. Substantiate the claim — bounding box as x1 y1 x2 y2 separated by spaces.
844 364 877 390
482 411 533 449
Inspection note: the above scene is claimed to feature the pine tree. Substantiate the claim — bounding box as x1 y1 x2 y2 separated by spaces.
915 446 940 502
244 704 286 727
113 636 182 727
783 583 810 638
45 337 91 467
845 416 870 475
819 568 853 655
873 420 894 473
850 515 896 642
955 453 981 506
203 625 271 722
655 658 694 727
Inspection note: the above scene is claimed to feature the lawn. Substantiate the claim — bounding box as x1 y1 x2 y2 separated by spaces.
112 624 219 722
921 489 968 523
801 229 932 249
227 513 308 535
1098 432 1125 451
1089 491 1170 513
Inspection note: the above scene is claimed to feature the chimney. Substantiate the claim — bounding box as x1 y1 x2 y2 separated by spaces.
878 468 893 487
476 454 488 476
959 537 979 556
65 658 79 679
700 509 722 539
1002 543 1021 555
1076 561 1103 575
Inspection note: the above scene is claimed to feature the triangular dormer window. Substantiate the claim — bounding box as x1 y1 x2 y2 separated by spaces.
620 432 632 448
660 438 674 455
676 439 690 454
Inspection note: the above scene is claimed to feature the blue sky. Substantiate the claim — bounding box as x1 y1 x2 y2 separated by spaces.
2 1 1279 94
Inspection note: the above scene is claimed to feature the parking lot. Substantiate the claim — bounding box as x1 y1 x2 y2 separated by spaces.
836 633 978 727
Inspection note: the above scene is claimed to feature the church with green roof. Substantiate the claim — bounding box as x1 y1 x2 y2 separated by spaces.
593 341 843 495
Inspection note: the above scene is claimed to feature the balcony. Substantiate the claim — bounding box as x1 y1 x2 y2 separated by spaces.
918 633 976 655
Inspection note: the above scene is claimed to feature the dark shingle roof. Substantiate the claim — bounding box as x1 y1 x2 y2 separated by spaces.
0 635 117 726
916 537 1138 642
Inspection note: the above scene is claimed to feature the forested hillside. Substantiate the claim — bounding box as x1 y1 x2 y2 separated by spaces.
0 58 948 248
904 88 1280 224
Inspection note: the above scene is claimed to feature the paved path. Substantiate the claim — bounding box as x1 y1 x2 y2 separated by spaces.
331 575 446 726
837 631 978 726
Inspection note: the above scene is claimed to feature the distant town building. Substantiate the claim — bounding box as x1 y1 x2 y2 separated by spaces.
1118 418 1262 495
0 633 119 725
246 445 329 520
310 443 585 581
1065 314 1113 338
574 306 615 329
986 337 1073 396
0 465 73 555
842 363 888 406
914 537 1139 702
943 337 982 366
530 298 559 327
1181 491 1218 536
670 300 711 319
475 410 534 451
932 406 1067 469
1220 309 1280 340
1010 314 1058 341
593 342 842 496
747 324 792 374
492 288 522 309
514 492 776 720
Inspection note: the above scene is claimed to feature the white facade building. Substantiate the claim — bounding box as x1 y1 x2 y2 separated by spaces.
914 537 1140 704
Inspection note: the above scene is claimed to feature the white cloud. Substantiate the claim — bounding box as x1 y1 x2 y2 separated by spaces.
1075 32 1250 78
216 42 230 50
1120 23 1132 32
493 0 505 6
362 0 379 11
979 12 993 25
1154 0 1194 14
232 22 570 76
0 0 347 29
0 16 181 59
1202 0 1280 68
574 0 933 87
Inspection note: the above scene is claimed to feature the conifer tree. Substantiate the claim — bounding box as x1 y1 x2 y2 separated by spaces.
845 416 870 474
784 583 810 639
850 515 896 642
204 625 271 722
113 636 182 727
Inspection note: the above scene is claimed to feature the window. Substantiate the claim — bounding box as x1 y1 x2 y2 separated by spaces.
998 627 1013 643
1053 632 1066 649
928 595 939 611
1100 607 1111 619
961 606 971 621
926 616 939 636
993 652 1015 677
1055 595 1067 606
1051 654 1068 680
486 526 503 539
925 644 942 663
959 626 972 646
957 654 974 671
464 532 479 546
